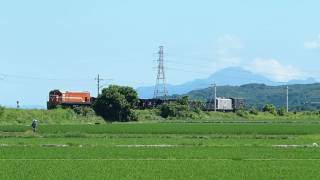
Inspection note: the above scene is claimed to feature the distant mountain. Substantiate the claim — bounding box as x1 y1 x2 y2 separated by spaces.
186 83 320 111
137 67 317 99
287 78 317 85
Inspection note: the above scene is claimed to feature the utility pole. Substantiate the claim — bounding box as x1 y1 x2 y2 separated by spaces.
211 83 217 112
153 46 168 99
214 83 217 112
95 74 113 96
286 85 289 113
96 74 101 96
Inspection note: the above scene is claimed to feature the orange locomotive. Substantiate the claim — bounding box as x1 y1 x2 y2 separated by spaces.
47 90 92 109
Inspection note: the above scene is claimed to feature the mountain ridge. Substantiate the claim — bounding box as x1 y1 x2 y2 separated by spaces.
137 67 317 99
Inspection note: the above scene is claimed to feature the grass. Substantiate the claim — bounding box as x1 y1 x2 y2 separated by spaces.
2 146 320 160
3 160 320 180
1 108 320 125
2 123 320 135
0 108 105 125
2 113 320 179
136 109 320 122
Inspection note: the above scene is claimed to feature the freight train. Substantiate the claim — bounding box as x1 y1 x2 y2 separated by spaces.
139 97 245 111
47 89 245 111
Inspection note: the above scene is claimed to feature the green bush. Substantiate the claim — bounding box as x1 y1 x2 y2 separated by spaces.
277 107 286 116
236 109 249 118
249 106 259 115
159 103 190 118
190 101 205 114
159 103 174 118
158 96 198 119
263 104 277 115
134 109 164 121
73 107 95 117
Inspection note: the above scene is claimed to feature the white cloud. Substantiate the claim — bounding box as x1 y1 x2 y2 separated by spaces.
209 36 304 82
304 34 320 49
250 58 302 82
211 34 244 70
215 34 244 57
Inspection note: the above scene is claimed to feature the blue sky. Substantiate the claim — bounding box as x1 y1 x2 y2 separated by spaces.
1 0 320 107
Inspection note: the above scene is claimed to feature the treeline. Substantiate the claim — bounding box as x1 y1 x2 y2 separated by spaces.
184 83 320 111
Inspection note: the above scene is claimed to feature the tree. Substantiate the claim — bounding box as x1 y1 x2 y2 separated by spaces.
159 103 177 118
92 85 139 122
177 96 189 106
262 104 277 115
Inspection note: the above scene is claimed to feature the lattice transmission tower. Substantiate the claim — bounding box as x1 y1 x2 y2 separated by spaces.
153 46 168 99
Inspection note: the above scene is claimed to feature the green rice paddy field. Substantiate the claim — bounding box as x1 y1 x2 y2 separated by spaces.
1 122 320 179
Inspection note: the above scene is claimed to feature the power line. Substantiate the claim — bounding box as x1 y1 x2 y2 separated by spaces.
0 73 93 81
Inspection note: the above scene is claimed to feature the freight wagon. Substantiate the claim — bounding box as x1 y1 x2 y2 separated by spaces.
205 97 245 112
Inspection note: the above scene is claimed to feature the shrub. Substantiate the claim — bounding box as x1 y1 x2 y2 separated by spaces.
249 106 259 115
73 107 95 117
159 103 175 118
158 96 199 119
263 104 277 115
159 103 189 118
190 101 205 114
236 109 249 118
277 107 286 116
